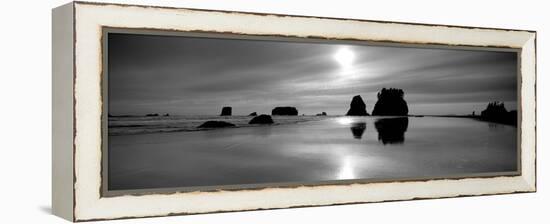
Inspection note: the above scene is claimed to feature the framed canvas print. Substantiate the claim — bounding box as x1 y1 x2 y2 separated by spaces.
52 1 537 222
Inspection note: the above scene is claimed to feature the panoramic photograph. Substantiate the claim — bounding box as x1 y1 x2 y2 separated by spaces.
107 32 518 191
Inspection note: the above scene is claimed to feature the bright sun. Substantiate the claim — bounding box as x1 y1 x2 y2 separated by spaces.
333 47 355 69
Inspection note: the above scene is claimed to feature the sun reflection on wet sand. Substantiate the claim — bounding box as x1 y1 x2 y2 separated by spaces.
337 156 356 180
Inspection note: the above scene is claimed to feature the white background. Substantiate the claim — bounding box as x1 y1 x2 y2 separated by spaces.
0 0 546 223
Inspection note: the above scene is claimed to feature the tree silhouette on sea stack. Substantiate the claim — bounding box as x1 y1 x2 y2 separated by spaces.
481 101 507 117
371 88 409 116
480 101 517 126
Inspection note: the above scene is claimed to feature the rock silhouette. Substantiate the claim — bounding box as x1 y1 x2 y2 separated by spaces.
249 114 274 124
248 112 258 116
481 101 507 117
197 121 236 128
163 113 170 117
371 88 409 116
316 112 327 116
349 122 367 139
220 107 232 116
272 107 298 116
345 95 369 116
480 101 517 126
146 113 159 117
374 117 408 144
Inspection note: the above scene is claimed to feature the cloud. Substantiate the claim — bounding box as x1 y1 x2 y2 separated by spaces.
108 33 517 116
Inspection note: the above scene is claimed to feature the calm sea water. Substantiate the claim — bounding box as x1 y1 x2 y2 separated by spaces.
108 115 326 135
108 116 517 190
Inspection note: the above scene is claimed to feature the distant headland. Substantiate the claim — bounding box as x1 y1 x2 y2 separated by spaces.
479 101 517 126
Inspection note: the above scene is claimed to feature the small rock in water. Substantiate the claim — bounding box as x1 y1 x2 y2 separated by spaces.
249 114 274 124
197 121 236 128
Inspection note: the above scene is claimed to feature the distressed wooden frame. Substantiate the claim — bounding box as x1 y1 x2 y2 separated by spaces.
52 1 536 222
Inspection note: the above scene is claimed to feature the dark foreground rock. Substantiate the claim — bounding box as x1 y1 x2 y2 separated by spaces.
272 107 298 116
249 114 274 124
346 95 369 116
316 112 327 116
371 88 409 116
220 107 232 116
197 121 236 128
249 112 258 116
480 102 517 126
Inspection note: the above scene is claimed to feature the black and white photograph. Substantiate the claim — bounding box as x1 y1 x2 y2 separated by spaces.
106 31 519 191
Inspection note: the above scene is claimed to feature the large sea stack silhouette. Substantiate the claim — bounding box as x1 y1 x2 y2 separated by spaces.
480 101 517 126
371 88 409 116
220 107 232 116
272 107 298 116
345 95 369 116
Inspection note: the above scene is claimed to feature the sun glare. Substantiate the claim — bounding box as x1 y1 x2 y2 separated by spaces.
337 117 354 125
333 47 355 69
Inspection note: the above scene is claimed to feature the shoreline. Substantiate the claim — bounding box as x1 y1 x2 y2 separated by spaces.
108 115 516 136
108 115 332 136
418 115 517 126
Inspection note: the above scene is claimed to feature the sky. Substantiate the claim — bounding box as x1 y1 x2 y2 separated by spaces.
108 33 517 116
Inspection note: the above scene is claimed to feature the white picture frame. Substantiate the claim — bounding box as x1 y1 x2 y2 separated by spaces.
52 1 536 221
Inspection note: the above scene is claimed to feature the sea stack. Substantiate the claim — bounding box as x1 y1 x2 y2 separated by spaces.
272 107 298 116
220 106 232 116
346 95 369 116
371 88 409 116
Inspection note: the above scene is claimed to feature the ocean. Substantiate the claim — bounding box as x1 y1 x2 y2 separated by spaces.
108 116 518 190
108 115 327 135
